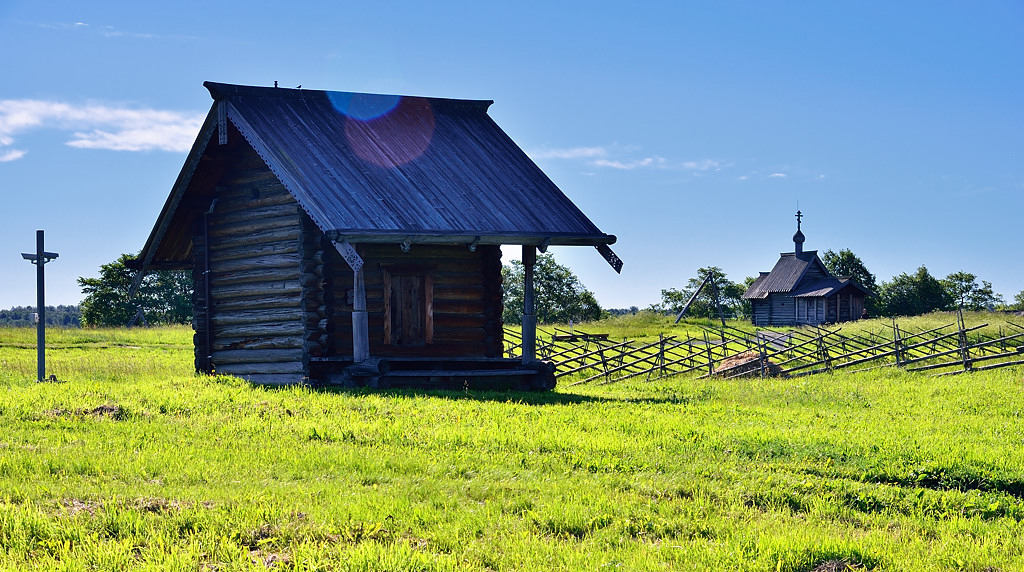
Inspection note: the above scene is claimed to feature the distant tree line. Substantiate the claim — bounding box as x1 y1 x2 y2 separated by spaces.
0 305 81 327
650 249 1022 321
66 248 1023 331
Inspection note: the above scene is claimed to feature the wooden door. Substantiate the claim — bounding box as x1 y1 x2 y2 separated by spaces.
391 274 425 345
383 267 433 346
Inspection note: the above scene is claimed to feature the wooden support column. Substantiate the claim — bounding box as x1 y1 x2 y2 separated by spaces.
352 268 369 362
332 239 369 362
522 245 537 363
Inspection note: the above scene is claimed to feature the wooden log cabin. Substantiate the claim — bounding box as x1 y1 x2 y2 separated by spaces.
130 82 621 388
742 211 872 327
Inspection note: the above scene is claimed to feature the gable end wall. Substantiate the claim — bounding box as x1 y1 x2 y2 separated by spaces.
196 146 307 385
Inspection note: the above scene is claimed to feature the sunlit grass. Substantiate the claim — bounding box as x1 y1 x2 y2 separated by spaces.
0 322 1023 570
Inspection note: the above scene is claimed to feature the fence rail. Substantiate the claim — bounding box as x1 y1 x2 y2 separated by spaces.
504 311 1024 385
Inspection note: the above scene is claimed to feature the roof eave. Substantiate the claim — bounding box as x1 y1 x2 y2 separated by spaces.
325 230 616 247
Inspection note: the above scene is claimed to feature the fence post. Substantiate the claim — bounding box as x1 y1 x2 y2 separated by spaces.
758 333 769 377
704 331 714 376
815 327 833 372
598 345 609 383
658 334 666 378
892 319 903 367
957 307 972 373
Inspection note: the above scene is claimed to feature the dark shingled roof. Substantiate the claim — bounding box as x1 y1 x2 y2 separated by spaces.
742 251 822 299
210 82 615 242
133 82 620 273
742 251 874 300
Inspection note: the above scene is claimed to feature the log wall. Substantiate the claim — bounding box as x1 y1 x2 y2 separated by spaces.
325 243 504 358
194 146 307 385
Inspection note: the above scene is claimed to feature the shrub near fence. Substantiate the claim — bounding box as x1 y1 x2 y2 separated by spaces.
505 310 1024 385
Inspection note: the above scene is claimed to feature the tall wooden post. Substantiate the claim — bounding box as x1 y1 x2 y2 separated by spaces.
522 245 537 362
35 231 46 382
21 230 58 382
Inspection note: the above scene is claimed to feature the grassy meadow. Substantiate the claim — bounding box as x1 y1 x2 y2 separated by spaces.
1 321 1023 570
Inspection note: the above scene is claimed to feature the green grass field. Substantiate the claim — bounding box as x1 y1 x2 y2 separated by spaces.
1 321 1023 570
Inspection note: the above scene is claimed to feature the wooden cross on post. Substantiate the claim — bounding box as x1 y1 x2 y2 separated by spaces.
21 230 59 382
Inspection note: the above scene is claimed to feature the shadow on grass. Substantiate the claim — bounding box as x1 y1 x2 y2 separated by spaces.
305 385 710 407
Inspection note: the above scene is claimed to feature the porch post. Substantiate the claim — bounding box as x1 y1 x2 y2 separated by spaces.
331 239 369 362
522 245 536 362
352 267 369 362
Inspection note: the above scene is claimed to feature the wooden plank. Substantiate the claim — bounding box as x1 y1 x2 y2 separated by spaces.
211 307 304 327
212 296 303 313
210 280 303 300
213 322 305 339
211 252 301 273
208 213 301 239
213 336 304 351
216 227 301 248
211 348 304 364
209 240 299 264
214 362 304 375
210 202 299 227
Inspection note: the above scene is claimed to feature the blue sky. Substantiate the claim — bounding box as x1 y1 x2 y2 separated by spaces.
2 1 1023 310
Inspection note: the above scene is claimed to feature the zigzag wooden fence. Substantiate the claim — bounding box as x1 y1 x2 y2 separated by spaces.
503 311 1024 386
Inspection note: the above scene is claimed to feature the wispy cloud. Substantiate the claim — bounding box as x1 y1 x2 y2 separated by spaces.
592 156 663 170
682 159 722 171
530 144 722 173
0 99 205 160
0 149 26 162
529 146 608 160
769 172 788 178
31 20 196 41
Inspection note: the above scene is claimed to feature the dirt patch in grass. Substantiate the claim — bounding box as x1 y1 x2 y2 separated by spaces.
132 497 207 513
713 350 783 377
61 497 213 517
47 404 125 420
62 498 103 516
808 560 866 572
82 404 123 418
250 549 292 569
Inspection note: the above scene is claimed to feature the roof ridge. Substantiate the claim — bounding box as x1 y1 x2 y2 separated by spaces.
203 81 493 111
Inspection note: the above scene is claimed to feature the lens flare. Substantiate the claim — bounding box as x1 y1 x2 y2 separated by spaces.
328 92 401 120
342 96 435 168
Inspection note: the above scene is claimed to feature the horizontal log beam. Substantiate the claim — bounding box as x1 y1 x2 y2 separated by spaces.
213 296 304 313
214 362 304 375
212 252 301 274
211 348 305 365
210 280 303 300
212 267 302 287
211 307 305 327
208 213 301 239
214 322 305 339
211 201 300 225
210 241 300 264
215 227 300 248
213 336 304 351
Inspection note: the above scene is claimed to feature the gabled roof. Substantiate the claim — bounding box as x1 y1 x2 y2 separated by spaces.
742 251 827 299
743 250 874 300
790 277 873 298
135 82 618 271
